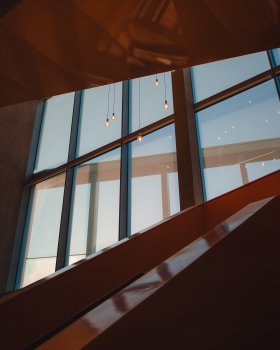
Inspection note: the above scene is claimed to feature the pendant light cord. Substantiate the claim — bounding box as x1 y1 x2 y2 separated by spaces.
164 72 167 101
138 78 141 130
107 84 111 119
113 84 115 114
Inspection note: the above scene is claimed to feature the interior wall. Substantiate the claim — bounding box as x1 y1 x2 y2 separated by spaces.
0 100 37 292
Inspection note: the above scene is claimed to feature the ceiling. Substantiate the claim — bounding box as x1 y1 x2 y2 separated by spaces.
0 0 280 106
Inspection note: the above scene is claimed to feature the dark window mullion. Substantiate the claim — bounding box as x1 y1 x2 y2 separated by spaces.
172 69 203 210
267 50 280 100
56 91 82 270
119 81 130 240
275 76 280 101
267 50 276 68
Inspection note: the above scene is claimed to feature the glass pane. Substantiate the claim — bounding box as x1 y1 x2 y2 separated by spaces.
272 48 280 66
246 159 280 182
197 80 280 200
68 255 86 265
34 92 74 172
191 51 270 102
130 124 179 234
203 165 243 200
130 72 174 132
68 148 121 264
77 83 122 156
21 173 66 286
22 257 56 287
168 172 180 215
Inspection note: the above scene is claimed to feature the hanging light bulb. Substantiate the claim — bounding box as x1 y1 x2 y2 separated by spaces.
105 84 111 128
112 84 116 120
155 74 159 86
137 133 142 142
163 72 168 110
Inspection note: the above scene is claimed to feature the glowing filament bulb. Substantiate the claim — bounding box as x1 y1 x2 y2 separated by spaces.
164 100 168 110
155 78 159 86
112 112 116 120
105 118 110 127
137 134 142 143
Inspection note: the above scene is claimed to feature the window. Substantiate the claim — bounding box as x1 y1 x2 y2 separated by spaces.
77 83 122 156
20 173 66 287
16 47 279 288
130 125 179 234
130 72 174 132
68 149 121 264
34 93 74 172
196 80 280 200
17 73 181 286
191 51 270 102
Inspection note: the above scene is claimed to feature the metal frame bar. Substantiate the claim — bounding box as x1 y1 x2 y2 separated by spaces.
56 91 82 270
183 68 204 205
172 69 203 209
267 50 280 100
119 81 130 240
25 115 175 187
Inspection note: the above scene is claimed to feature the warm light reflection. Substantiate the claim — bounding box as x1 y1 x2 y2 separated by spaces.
137 134 142 142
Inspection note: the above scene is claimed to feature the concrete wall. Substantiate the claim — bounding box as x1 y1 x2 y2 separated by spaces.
0 100 37 292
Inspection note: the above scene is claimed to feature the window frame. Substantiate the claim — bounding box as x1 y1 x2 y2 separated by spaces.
192 50 280 201
10 49 280 290
10 70 201 290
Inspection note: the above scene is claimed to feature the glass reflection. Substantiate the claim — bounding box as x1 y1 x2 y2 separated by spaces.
191 51 270 102
68 149 121 265
130 72 174 132
34 93 75 172
21 173 66 287
197 80 280 200
130 125 179 234
77 83 122 157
